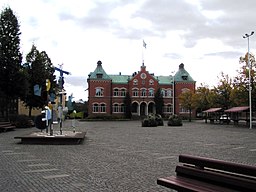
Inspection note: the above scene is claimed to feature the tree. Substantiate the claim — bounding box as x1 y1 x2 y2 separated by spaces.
123 91 132 119
212 73 234 110
193 84 211 114
179 89 195 122
234 52 256 108
0 7 26 119
23 44 56 116
154 88 164 116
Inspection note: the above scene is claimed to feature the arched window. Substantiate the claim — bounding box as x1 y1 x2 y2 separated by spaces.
95 87 103 97
120 104 125 113
113 104 119 113
161 89 165 97
113 88 119 96
120 88 126 97
148 88 154 97
133 79 138 85
149 79 154 85
93 103 99 112
181 88 190 93
141 88 146 97
167 89 172 98
100 103 106 113
132 88 139 97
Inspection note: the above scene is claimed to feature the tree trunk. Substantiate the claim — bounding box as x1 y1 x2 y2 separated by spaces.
189 109 192 122
6 97 9 121
29 106 32 117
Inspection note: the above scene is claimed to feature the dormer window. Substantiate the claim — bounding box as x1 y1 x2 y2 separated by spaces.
182 75 188 80
97 74 103 78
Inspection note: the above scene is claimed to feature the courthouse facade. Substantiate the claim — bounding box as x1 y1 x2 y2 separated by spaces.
87 61 195 118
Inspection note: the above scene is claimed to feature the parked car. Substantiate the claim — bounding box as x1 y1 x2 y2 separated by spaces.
219 114 230 124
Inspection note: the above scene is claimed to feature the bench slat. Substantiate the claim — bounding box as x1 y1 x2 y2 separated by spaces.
179 154 256 177
157 154 256 192
0 122 15 132
176 165 256 191
157 176 236 192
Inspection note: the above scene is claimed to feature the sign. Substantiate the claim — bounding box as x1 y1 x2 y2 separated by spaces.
46 79 51 91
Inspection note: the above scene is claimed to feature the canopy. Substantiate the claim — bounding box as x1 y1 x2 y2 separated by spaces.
224 106 249 113
203 108 222 113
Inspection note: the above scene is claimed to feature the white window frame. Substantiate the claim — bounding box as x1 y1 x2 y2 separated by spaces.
148 88 154 97
120 88 126 97
113 88 119 97
141 88 147 97
132 88 139 97
95 87 104 97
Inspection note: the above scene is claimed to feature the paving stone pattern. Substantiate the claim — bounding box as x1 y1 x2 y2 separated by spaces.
0 120 256 192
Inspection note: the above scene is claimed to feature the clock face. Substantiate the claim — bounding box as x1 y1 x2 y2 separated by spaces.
140 73 147 79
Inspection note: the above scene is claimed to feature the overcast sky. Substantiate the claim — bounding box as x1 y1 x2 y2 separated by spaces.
1 0 255 101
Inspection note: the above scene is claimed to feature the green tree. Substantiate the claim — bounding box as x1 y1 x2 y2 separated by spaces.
179 89 194 122
0 7 26 119
23 44 56 116
234 52 256 108
213 73 234 110
154 88 164 116
193 84 211 114
123 91 132 119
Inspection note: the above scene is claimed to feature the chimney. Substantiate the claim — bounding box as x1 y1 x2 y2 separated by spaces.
179 63 184 69
97 60 102 66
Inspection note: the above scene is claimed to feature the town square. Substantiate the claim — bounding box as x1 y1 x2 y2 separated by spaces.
1 120 256 191
1 0 256 191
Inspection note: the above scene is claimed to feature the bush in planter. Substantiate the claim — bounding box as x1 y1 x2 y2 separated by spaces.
142 113 157 127
9 115 34 128
155 114 164 126
167 114 183 126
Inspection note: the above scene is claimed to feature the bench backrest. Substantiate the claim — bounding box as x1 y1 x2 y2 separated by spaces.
177 154 256 191
179 154 256 177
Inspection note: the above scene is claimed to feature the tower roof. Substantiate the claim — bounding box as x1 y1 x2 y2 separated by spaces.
174 63 195 82
88 60 111 80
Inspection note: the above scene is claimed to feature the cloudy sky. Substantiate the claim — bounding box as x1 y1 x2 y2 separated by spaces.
1 0 255 101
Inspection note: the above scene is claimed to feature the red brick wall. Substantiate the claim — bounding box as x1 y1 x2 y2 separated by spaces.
88 79 112 116
87 65 196 118
174 82 196 116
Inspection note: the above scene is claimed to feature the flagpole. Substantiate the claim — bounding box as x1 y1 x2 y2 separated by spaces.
142 40 146 66
142 40 144 66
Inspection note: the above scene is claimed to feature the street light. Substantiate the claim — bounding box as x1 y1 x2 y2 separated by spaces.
171 71 175 115
243 31 254 129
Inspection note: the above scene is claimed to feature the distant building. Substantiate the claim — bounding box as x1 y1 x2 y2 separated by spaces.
87 61 196 118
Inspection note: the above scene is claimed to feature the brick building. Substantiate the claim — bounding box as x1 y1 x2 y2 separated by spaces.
87 61 195 118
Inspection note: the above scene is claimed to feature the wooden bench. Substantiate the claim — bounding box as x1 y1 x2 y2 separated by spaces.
0 121 15 132
157 154 256 192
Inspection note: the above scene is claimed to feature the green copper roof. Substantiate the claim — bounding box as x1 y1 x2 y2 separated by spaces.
155 76 174 84
110 75 130 84
88 61 111 80
174 63 195 82
88 61 194 84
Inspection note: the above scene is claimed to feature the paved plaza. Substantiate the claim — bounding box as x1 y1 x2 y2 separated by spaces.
0 120 256 192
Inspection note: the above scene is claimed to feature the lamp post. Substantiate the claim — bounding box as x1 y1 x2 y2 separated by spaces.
171 71 175 115
243 31 254 129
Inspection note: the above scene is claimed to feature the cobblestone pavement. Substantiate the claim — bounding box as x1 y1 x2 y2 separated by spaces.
0 120 256 192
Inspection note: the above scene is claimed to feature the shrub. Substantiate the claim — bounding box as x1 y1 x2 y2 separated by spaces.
69 111 84 119
142 113 158 127
10 115 34 128
155 114 164 126
167 114 183 126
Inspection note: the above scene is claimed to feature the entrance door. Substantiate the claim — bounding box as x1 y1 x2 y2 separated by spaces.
140 102 146 116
